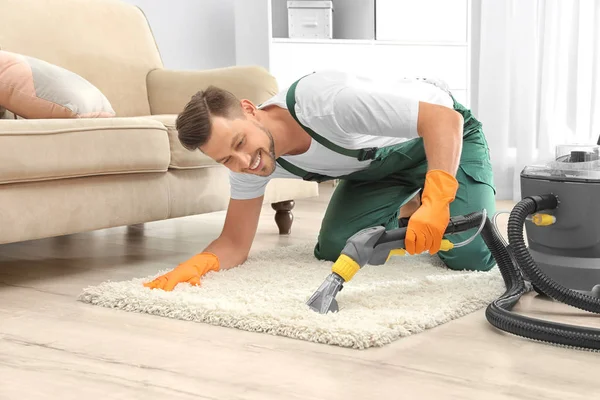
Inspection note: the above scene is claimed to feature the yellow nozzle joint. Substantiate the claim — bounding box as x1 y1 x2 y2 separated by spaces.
331 254 361 282
531 213 556 226
439 239 454 251
386 248 406 262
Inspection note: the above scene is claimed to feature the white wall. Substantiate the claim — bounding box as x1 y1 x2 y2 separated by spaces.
234 0 272 70
123 0 236 70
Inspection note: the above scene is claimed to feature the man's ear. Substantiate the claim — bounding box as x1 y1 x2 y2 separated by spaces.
240 99 257 116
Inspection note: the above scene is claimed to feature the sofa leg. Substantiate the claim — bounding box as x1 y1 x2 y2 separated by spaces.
271 200 295 235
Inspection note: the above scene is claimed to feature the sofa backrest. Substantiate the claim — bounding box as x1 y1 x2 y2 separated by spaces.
0 0 163 117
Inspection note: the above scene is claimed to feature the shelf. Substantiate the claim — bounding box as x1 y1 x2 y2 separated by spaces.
271 38 469 47
234 0 473 107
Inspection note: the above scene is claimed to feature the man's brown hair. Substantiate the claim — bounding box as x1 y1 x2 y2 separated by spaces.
176 86 244 151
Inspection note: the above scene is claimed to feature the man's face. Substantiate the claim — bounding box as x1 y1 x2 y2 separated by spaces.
200 109 277 177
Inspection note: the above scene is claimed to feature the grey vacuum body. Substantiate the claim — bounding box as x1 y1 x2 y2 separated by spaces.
521 144 600 291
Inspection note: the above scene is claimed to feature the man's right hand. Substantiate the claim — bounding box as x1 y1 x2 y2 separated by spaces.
143 252 220 291
144 195 264 291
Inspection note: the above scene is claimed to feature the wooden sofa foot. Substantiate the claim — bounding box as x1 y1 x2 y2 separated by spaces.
272 200 295 235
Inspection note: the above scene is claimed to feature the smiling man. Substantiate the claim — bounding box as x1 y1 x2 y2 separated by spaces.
144 70 497 291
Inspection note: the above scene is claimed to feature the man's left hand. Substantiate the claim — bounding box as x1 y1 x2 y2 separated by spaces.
405 169 458 255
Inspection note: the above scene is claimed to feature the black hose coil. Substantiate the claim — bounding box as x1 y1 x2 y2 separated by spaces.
483 194 600 350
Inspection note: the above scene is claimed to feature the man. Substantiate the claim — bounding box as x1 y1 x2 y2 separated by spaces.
144 70 496 291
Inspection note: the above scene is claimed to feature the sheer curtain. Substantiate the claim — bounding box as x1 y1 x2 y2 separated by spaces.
472 0 600 200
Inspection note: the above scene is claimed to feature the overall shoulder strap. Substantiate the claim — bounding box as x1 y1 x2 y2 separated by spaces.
276 157 333 183
284 75 377 162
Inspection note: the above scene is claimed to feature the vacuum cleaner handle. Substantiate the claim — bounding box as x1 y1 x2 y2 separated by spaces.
307 210 489 313
374 211 485 246
366 211 486 265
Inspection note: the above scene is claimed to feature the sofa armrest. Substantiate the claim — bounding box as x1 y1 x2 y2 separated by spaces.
146 65 279 115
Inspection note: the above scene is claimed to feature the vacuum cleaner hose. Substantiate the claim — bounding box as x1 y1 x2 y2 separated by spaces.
483 194 600 350
508 195 600 312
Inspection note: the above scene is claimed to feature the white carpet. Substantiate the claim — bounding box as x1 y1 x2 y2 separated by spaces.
78 242 505 349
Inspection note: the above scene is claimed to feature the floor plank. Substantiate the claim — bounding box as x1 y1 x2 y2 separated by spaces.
1 184 599 399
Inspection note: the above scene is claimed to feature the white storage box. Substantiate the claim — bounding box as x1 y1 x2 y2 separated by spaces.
287 1 333 39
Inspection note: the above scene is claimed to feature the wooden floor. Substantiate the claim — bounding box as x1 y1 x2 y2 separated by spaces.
1 184 599 399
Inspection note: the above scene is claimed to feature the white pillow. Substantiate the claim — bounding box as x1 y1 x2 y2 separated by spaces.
0 50 115 119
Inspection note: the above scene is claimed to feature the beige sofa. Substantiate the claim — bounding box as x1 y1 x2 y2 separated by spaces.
0 0 318 245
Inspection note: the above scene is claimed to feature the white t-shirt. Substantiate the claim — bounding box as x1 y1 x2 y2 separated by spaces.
229 70 454 200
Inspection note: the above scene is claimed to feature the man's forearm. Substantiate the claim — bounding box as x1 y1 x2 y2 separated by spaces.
203 235 249 270
417 102 464 176
405 103 464 255
423 129 462 175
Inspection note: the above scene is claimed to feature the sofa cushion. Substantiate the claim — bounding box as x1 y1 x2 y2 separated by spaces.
0 117 170 185
143 114 219 169
0 50 116 119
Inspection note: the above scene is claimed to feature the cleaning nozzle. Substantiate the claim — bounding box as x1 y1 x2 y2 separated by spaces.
306 227 385 314
306 272 345 314
306 253 363 314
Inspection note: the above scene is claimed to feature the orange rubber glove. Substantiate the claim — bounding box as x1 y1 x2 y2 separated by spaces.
143 252 220 291
405 169 459 255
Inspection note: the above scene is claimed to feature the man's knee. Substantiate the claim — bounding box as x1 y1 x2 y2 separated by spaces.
313 236 346 262
438 236 496 272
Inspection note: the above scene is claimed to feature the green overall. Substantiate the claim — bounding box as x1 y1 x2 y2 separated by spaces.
277 76 497 272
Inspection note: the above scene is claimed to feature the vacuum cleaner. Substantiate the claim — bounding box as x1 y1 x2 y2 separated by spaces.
307 143 600 351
